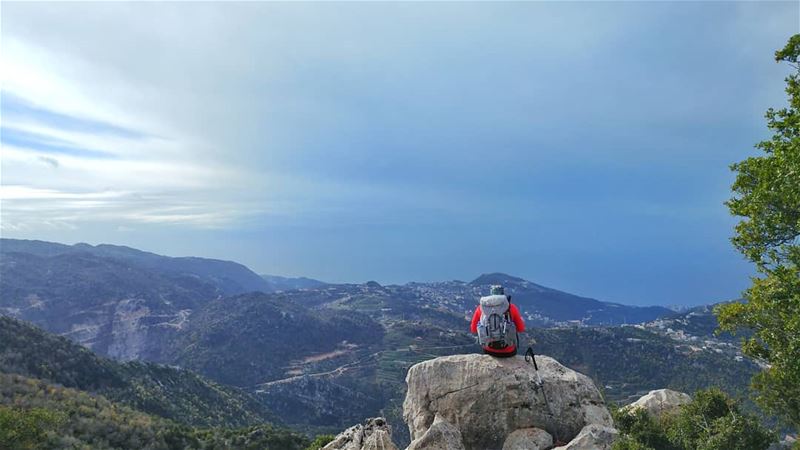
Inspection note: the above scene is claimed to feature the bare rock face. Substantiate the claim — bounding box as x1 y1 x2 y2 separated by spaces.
323 417 398 450
106 298 152 360
628 389 691 418
502 427 553 450
363 430 396 450
402 354 613 450
407 415 465 450
552 424 618 450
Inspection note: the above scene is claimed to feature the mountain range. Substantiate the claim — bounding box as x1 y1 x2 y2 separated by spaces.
0 238 758 445
1 238 324 296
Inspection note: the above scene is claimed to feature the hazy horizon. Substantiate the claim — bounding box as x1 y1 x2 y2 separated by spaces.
2 2 798 306
3 235 700 306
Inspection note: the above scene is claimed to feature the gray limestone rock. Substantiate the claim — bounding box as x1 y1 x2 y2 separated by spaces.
502 427 553 450
402 354 613 450
323 417 398 450
627 389 691 418
552 424 618 450
407 415 465 450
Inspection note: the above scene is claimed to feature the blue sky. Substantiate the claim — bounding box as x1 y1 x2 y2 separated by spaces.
1 2 798 306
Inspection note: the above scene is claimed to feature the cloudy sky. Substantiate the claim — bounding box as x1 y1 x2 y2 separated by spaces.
1 2 798 306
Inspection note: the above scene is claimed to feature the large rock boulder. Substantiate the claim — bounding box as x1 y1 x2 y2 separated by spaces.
502 428 553 450
407 415 465 450
402 354 613 450
552 424 618 450
323 417 398 450
628 389 691 418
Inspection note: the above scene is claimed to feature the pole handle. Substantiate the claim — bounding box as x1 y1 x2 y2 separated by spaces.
524 347 538 371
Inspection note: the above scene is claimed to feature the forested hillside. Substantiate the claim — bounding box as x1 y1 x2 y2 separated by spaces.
0 373 310 450
0 316 275 428
166 292 385 387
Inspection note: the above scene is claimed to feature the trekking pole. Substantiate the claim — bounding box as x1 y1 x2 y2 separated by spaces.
525 347 551 412
525 347 544 387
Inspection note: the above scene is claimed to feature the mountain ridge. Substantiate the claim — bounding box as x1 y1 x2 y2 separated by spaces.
1 238 270 295
260 273 328 291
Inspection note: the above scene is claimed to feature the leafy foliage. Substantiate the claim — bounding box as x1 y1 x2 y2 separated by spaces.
613 388 775 450
0 373 310 450
0 405 65 450
668 389 775 450
304 434 335 450
611 407 677 450
717 34 800 429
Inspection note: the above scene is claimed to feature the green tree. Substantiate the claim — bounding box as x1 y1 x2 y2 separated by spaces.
612 407 677 450
716 33 800 429
0 406 65 449
668 389 774 450
304 434 336 450
613 389 775 450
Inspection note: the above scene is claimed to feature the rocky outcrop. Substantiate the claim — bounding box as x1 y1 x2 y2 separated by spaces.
627 389 691 417
552 424 618 450
407 415 465 450
502 427 553 450
402 354 614 450
323 417 398 450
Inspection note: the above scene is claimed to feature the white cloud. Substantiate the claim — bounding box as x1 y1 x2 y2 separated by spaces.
1 1 797 237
